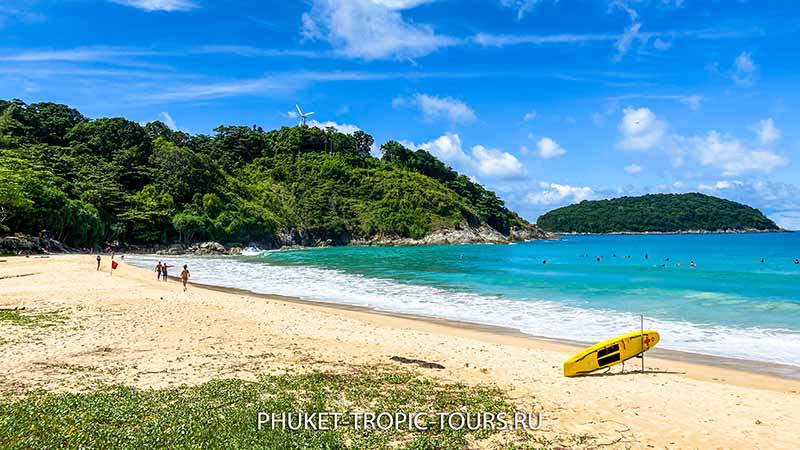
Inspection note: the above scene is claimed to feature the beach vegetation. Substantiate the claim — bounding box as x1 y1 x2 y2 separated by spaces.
0 100 530 247
0 368 531 450
0 309 66 327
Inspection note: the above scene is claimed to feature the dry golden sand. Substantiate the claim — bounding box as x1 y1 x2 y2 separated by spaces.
1 255 799 449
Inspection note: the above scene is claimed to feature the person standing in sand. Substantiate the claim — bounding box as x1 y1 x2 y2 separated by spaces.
155 261 163 280
180 265 190 292
96 255 101 271
162 264 170 281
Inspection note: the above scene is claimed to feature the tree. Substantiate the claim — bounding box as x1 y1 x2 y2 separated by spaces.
172 211 207 243
118 185 175 243
352 131 375 158
23 102 87 145
66 118 150 159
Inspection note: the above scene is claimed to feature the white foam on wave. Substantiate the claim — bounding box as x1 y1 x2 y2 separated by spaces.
240 247 267 256
128 255 800 367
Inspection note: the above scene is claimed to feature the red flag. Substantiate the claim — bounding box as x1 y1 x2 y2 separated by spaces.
111 260 119 270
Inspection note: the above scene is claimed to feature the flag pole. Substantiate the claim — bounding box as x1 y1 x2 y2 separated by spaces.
640 314 645 373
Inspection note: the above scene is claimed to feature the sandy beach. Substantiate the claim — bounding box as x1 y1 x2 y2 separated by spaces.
2 255 799 449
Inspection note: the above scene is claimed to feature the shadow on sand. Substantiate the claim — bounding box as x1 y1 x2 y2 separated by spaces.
579 369 684 377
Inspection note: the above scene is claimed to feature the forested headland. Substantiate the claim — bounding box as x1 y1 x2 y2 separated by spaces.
0 99 549 250
536 193 781 234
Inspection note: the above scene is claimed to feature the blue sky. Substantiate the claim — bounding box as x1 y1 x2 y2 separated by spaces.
2 0 799 229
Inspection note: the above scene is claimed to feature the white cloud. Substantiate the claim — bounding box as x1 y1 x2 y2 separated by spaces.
769 211 800 231
472 32 617 47
609 0 638 21
754 118 780 145
731 51 757 86
617 107 666 150
522 110 537 121
499 0 545 20
300 0 457 60
472 145 527 178
286 110 298 119
653 38 672 50
0 47 158 63
109 0 196 12
613 22 641 62
159 112 177 130
614 107 789 177
394 93 477 124
526 182 594 206
677 95 703 111
624 164 642 174
307 119 361 134
684 131 787 176
406 133 474 170
536 137 567 159
371 0 435 8
406 133 526 179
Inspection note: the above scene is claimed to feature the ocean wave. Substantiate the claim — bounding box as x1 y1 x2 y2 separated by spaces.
128 255 800 367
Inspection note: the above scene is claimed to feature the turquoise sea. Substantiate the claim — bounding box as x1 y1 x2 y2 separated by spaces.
130 233 800 366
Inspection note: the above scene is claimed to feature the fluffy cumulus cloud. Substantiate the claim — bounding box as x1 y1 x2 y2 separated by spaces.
307 119 361 134
683 131 787 176
393 93 477 124
522 110 537 121
615 107 788 177
109 0 196 11
754 118 781 145
471 145 527 178
405 133 527 179
536 137 567 159
300 0 457 60
617 107 666 150
731 51 757 86
526 182 594 206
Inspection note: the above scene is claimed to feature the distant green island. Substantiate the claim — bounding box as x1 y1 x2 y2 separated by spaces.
536 193 781 234
0 99 550 252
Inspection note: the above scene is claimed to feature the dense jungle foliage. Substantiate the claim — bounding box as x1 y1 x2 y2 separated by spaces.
0 99 529 247
536 193 779 233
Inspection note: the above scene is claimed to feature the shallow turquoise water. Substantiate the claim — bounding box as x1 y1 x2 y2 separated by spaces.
131 233 800 365
270 233 800 331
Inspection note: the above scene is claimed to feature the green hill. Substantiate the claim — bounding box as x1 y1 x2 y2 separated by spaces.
536 193 780 234
0 99 546 249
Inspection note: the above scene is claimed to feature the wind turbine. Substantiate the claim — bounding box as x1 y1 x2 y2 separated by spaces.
296 104 314 126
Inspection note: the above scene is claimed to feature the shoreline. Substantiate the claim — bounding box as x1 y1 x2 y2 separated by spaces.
189 278 800 382
553 229 790 236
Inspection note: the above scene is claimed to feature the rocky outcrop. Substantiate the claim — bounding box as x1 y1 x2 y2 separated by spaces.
142 223 557 255
0 235 76 255
509 225 559 241
351 224 558 247
155 241 243 256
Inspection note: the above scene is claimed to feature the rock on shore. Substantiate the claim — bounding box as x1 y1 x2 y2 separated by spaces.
0 235 74 255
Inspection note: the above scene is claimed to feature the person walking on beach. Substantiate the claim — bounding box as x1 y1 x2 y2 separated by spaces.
180 265 190 292
162 264 171 281
155 261 163 281
96 255 101 271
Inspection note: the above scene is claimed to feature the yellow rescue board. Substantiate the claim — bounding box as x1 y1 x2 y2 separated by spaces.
563 330 660 377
